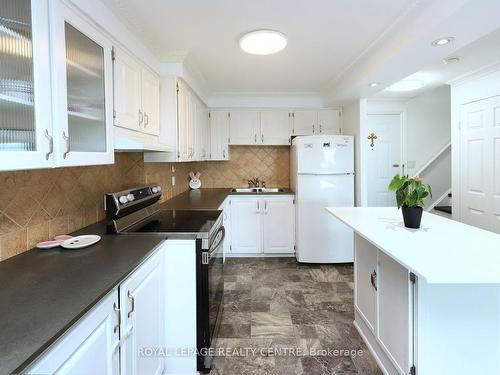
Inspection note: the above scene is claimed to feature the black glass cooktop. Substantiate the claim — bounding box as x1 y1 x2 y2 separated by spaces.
125 209 222 235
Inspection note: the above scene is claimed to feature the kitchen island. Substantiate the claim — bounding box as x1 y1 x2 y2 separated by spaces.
326 207 500 375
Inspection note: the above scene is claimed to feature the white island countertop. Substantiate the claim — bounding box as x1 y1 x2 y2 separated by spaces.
326 207 500 284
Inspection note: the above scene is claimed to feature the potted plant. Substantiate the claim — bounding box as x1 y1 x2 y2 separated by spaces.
388 174 432 229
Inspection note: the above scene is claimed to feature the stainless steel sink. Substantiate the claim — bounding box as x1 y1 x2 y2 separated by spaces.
231 187 285 193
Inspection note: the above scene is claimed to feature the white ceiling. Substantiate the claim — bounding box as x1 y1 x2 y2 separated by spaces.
374 27 500 99
102 0 417 94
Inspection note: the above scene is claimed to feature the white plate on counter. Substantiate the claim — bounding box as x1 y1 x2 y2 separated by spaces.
61 235 101 250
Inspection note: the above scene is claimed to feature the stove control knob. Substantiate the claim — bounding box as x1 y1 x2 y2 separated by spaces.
126 193 135 202
152 186 159 194
118 195 128 204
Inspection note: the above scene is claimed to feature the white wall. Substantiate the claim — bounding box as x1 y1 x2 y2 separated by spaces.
405 85 451 176
343 99 367 206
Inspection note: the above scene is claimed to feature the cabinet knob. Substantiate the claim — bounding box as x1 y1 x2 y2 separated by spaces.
62 131 70 159
45 130 53 160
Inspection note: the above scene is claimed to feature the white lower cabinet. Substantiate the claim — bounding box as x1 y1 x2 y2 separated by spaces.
230 196 295 255
120 249 165 375
354 235 414 375
27 290 120 375
27 247 165 375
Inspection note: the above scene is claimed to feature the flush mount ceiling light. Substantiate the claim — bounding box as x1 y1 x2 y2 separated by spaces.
432 37 454 46
239 30 287 55
368 82 379 87
387 79 424 92
443 56 460 65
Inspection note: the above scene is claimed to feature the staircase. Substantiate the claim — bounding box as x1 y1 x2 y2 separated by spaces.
411 142 452 216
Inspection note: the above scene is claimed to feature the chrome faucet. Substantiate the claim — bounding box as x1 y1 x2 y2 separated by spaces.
248 177 262 188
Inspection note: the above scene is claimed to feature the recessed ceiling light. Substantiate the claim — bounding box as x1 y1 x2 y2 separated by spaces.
432 37 454 46
368 82 379 87
387 79 424 92
239 30 287 55
443 56 460 65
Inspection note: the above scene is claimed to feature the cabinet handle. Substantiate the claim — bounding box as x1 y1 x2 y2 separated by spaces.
45 130 53 160
127 291 135 318
223 149 226 159
113 302 120 333
256 200 260 213
139 110 143 126
264 200 267 213
312 125 315 134
320 124 322 133
62 131 70 159
144 112 149 126
370 270 377 291
261 134 264 143
254 134 257 143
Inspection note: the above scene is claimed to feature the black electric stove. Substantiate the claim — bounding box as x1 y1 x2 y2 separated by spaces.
104 185 224 373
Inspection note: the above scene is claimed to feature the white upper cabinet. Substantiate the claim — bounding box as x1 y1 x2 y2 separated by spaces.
229 110 260 145
0 0 54 171
291 110 316 135
196 103 210 160
113 47 160 137
50 0 114 167
210 110 229 160
317 109 341 135
177 81 193 161
113 48 141 132
140 67 160 136
260 110 291 145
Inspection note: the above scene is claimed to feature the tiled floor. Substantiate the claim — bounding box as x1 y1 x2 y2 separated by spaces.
210 258 382 375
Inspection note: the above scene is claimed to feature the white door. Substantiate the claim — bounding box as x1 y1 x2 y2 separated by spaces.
294 135 354 174
209 111 229 160
113 47 141 132
27 290 120 375
229 110 261 145
460 96 500 233
366 114 402 207
318 109 341 135
260 110 291 145
230 197 262 254
296 174 354 263
51 0 114 167
354 236 378 333
0 0 54 171
377 251 411 374
291 110 316 135
140 68 160 136
120 250 164 375
262 197 295 254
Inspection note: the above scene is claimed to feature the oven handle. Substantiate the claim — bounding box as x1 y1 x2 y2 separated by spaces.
209 226 225 258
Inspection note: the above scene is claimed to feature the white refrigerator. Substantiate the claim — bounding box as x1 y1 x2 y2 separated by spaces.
291 135 354 263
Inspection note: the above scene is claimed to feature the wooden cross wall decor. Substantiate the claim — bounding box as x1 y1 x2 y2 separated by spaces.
367 132 377 148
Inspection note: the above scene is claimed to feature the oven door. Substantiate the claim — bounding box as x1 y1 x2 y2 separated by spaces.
198 226 225 372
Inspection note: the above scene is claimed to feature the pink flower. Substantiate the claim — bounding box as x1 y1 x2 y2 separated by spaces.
413 175 421 182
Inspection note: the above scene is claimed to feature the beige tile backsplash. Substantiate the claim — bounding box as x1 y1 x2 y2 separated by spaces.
0 146 289 261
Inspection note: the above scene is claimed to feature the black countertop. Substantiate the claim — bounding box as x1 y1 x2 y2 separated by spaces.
0 231 164 375
159 188 295 210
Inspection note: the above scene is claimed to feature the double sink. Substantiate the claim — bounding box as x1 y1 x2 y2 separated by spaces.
231 187 285 193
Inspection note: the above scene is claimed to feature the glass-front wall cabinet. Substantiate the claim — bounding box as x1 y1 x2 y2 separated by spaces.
0 0 113 171
0 0 53 170
52 0 113 166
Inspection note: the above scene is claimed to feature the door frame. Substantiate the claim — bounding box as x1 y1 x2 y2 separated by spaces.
363 110 407 206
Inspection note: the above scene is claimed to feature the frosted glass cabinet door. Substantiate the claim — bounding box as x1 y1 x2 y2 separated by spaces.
0 0 53 171
50 0 114 167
